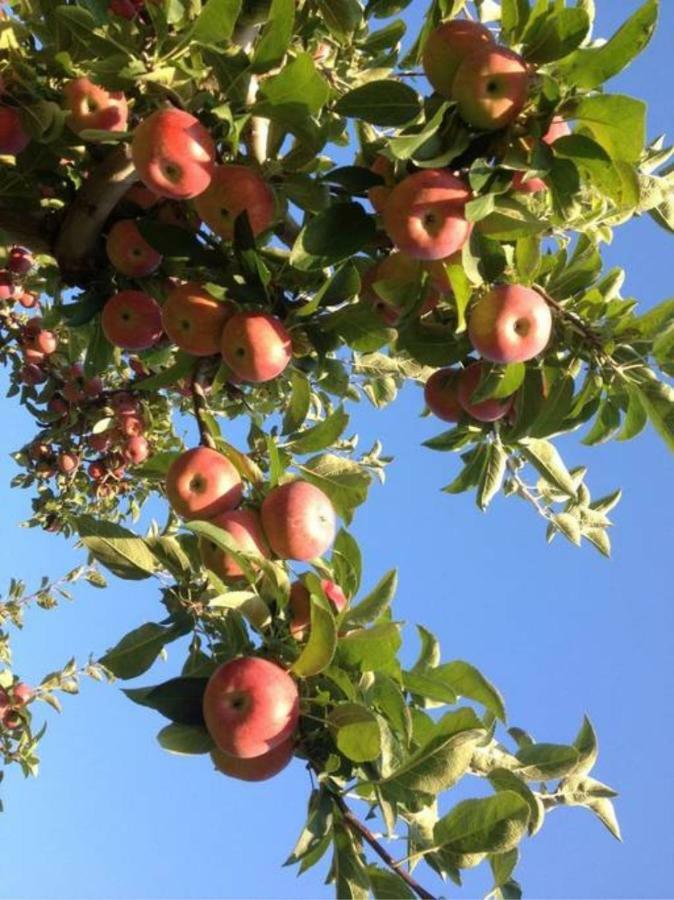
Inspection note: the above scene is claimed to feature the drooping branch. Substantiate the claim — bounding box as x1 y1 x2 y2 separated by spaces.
331 793 437 900
53 143 137 284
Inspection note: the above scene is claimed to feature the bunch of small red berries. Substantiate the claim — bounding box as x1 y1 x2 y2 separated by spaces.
0 246 38 312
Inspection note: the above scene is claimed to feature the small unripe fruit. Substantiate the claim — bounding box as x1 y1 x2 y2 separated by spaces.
13 683 33 707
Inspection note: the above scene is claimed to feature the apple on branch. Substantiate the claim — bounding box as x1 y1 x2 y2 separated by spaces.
162 282 234 357
468 284 552 364
422 18 494 98
166 447 243 520
200 508 271 580
261 480 336 561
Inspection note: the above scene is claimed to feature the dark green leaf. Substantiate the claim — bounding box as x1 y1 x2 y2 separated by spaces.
335 81 421 127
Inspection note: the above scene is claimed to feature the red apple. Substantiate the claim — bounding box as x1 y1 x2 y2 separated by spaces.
89 431 114 453
424 368 463 422
101 290 163 351
288 578 347 640
18 291 38 308
0 105 30 155
165 446 243 520
261 480 336 561
422 19 494 98
200 508 270 579
124 182 161 209
106 219 162 277
203 657 299 759
123 435 149 465
20 363 46 385
8 246 33 274
457 362 515 422
58 452 79 475
383 169 472 261
211 735 295 781
453 46 529 131
12 683 33 706
0 270 19 301
220 311 292 383
543 116 571 145
468 284 552 363
193 164 275 241
368 154 395 214
131 108 216 200
63 77 128 136
162 282 234 356
513 117 571 193
361 251 439 325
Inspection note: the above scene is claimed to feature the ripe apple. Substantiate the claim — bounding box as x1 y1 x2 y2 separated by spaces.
123 435 149 465
425 251 461 294
101 290 163 351
12 683 33 706
89 431 113 453
106 219 162 277
542 116 571 145
220 311 292 383
124 182 161 210
0 270 19 301
422 19 494 98
513 116 572 193
424 368 463 422
383 169 472 261
203 657 299 759
288 578 347 640
163 282 233 356
8 246 33 274
131 108 216 200
118 414 144 437
368 154 395 214
511 171 547 194
453 46 529 130
468 284 552 363
0 105 30 155
261 480 336 561
193 164 275 241
58 452 79 475
63 77 128 136
211 735 295 781
21 363 46 385
200 508 271 579
18 291 38 308
166 446 242 520
457 362 515 422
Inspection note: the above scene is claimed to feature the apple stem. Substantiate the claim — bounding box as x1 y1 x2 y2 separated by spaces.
331 792 437 899
190 368 217 450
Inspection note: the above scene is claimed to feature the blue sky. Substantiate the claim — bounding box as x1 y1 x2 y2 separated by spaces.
1 2 673 898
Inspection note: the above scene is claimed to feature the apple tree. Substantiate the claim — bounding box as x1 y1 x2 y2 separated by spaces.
0 0 672 896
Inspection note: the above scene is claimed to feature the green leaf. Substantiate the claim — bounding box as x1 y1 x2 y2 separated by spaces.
100 622 175 679
434 792 531 855
630 373 674 451
617 388 648 441
134 352 196 392
316 0 363 41
515 236 542 284
76 516 158 580
331 529 362 599
488 768 545 836
383 709 484 797
299 454 372 523
435 660 506 722
123 677 208 726
291 593 337 677
555 0 658 90
402 670 457 705
519 438 578 497
182 0 241 46
291 203 376 270
573 95 646 163
335 81 421 127
366 865 415 900
633 297 674 337
344 569 397 628
251 0 294 72
294 261 361 317
338 622 401 673
573 715 599 776
257 52 329 116
157 723 214 755
282 370 311 434
586 797 622 841
332 822 370 900
287 407 349 454
444 445 489 495
84 321 115 379
515 743 580 780
528 375 575 439
328 703 381 762
522 7 590 64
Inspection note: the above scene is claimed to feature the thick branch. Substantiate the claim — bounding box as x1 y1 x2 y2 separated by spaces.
332 793 436 900
53 143 137 283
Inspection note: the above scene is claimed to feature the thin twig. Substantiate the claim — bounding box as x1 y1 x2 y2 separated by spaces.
190 364 217 449
331 793 437 900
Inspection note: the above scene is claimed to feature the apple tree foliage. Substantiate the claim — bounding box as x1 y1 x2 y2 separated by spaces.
0 0 671 896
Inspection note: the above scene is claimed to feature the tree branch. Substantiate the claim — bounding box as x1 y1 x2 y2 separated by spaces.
331 793 437 900
190 365 217 450
53 143 137 284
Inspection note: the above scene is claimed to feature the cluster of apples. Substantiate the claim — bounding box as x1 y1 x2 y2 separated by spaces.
425 283 553 423
0 247 38 313
0 682 33 733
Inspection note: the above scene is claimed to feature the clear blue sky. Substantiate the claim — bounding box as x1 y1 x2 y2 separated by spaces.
2 2 673 897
